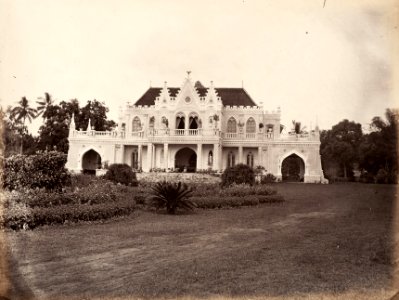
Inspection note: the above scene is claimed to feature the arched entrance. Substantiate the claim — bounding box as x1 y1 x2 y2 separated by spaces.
82 149 102 174
175 147 196 172
281 154 305 182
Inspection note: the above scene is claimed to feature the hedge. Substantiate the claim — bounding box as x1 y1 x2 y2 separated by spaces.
191 195 284 209
1 200 136 230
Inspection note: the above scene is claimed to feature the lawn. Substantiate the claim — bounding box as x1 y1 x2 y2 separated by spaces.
0 183 397 300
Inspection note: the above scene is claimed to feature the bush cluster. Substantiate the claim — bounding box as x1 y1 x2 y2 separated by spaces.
3 151 70 191
1 178 137 230
221 164 255 187
103 163 138 186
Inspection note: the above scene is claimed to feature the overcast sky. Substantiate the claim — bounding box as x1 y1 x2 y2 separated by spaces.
0 0 398 134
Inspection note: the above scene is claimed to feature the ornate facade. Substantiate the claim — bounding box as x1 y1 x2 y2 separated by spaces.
66 75 327 183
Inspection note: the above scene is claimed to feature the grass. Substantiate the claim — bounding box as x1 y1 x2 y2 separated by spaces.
0 183 397 300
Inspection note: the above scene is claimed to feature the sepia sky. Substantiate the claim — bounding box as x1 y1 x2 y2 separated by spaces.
0 0 398 134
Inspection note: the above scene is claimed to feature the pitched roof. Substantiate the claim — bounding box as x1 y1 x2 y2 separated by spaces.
134 86 257 107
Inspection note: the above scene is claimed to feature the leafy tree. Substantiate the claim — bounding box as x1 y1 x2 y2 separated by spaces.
320 119 362 179
11 97 37 154
38 99 115 153
359 108 398 182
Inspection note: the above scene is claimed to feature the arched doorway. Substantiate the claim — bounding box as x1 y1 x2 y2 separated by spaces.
175 147 197 172
281 153 305 182
82 149 101 174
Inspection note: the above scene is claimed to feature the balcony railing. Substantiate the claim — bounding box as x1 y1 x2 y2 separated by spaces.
71 129 318 141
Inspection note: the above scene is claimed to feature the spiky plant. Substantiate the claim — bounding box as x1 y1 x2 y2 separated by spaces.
148 181 196 214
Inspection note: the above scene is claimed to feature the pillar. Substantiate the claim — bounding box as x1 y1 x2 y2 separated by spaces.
138 144 142 170
164 143 169 170
213 143 219 171
258 146 262 166
197 143 202 170
119 145 125 164
152 144 156 169
238 146 243 164
147 143 153 171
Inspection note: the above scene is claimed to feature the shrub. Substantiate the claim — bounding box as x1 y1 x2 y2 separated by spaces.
261 173 276 184
148 181 196 214
3 151 70 191
359 172 375 184
376 169 389 184
221 164 255 187
104 163 138 186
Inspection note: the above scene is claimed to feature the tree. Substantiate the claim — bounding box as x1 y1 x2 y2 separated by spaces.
359 109 398 182
38 99 116 153
320 119 363 179
11 97 37 154
291 120 307 134
36 92 54 119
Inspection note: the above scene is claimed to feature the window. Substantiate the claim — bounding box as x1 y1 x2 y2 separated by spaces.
208 151 213 166
247 152 254 168
149 116 155 128
132 150 139 169
132 117 142 132
246 118 256 133
228 151 235 167
227 117 237 133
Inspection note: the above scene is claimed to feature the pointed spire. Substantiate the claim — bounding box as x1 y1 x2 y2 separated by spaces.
70 113 75 129
87 118 92 131
69 113 75 137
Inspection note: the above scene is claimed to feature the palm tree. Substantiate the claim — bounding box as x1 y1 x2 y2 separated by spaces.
11 97 37 154
36 92 53 119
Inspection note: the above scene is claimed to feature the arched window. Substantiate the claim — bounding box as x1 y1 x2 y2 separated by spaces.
149 116 155 129
208 151 213 166
247 152 254 168
246 118 256 133
132 117 142 132
227 117 237 133
132 149 139 169
228 151 235 168
176 113 185 130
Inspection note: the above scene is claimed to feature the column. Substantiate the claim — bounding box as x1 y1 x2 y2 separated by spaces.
164 143 169 170
213 143 219 171
147 143 153 171
138 144 143 170
197 143 202 170
238 146 243 164
258 146 262 166
152 144 156 169
119 145 125 164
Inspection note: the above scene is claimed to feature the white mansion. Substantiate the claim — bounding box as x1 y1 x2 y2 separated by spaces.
66 75 326 183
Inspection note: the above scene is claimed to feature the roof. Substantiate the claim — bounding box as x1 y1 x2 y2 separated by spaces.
134 86 257 107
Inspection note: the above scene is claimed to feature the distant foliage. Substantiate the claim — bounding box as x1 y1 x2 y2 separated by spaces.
148 181 196 214
104 163 138 186
375 169 389 184
3 151 70 191
261 173 277 184
221 164 255 187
